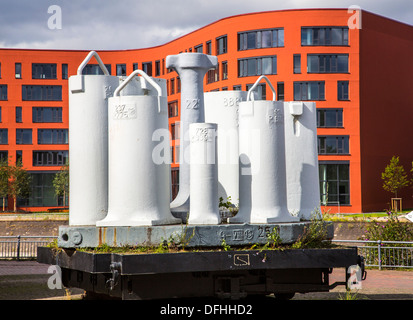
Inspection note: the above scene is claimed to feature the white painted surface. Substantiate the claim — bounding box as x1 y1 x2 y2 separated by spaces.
188 123 220 224
166 53 218 214
284 101 320 220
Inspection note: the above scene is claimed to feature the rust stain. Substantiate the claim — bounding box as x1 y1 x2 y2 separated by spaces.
113 228 117 246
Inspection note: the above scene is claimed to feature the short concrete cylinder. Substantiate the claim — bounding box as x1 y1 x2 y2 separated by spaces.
284 101 320 220
188 123 220 225
204 91 249 207
68 74 119 226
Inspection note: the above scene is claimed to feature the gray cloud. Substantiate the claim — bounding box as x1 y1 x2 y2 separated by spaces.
0 0 411 50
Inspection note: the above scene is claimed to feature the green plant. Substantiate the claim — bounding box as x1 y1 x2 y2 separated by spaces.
53 163 69 207
364 211 413 243
221 238 231 251
292 210 330 249
8 160 31 212
381 156 409 198
219 196 239 215
265 227 282 250
0 158 9 211
338 289 361 300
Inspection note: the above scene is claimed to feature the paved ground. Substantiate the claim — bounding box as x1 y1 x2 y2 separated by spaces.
0 260 412 300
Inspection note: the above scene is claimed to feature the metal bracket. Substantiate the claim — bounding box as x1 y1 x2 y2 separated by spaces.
106 262 122 291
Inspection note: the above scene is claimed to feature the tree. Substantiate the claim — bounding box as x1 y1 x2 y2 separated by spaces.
53 163 69 207
0 159 10 211
381 156 409 198
8 161 31 212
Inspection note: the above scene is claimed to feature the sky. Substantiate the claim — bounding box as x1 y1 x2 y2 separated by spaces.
0 0 412 50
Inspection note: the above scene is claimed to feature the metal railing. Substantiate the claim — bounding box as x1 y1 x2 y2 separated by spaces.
331 239 413 270
0 235 57 260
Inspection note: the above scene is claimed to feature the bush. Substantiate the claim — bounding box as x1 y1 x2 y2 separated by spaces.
364 212 413 243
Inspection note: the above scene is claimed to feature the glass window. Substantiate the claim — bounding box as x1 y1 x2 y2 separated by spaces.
0 129 7 144
16 107 22 123
15 63 22 79
81 64 111 75
133 63 138 71
238 56 277 77
293 54 301 74
142 62 152 76
319 162 350 205
216 35 227 55
307 54 348 73
238 28 284 50
294 81 325 100
206 41 211 55
168 100 179 118
33 150 68 166
0 85 7 100
318 136 349 154
116 64 126 76
338 81 349 100
222 61 228 80
37 129 68 144
195 44 203 53
22 85 62 101
32 107 62 123
62 64 68 79
32 63 57 79
155 60 161 76
16 129 32 144
246 83 266 100
302 27 349 46
317 109 343 127
277 82 284 101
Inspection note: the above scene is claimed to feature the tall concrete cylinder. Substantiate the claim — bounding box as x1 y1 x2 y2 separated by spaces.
68 51 119 226
166 53 218 216
96 70 180 227
188 123 220 225
284 101 320 220
231 76 299 224
204 91 248 207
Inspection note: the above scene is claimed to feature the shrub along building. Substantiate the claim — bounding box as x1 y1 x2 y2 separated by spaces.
0 8 412 213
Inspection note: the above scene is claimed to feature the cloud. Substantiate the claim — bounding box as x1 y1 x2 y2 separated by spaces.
0 0 411 50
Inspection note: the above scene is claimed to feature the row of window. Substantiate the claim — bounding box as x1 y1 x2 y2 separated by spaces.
10 162 350 207
0 129 68 145
0 107 62 123
0 150 68 167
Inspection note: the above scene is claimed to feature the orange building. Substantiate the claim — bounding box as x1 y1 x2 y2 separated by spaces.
0 8 412 213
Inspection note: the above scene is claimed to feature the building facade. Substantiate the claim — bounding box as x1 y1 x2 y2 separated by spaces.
0 9 412 213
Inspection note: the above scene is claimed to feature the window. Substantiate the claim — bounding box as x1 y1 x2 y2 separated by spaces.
338 81 349 100
32 107 62 123
216 35 227 55
15 63 22 79
238 28 284 50
195 44 203 53
222 61 228 80
171 122 180 140
277 82 284 101
319 162 350 205
81 64 111 75
301 27 349 46
62 64 68 79
171 168 179 200
233 85 242 91
170 78 175 95
33 150 68 166
0 62 1 78
32 63 57 79
207 64 219 83
246 83 266 100
116 64 126 76
16 151 22 164
238 56 277 77
0 129 7 144
133 63 139 71
0 106 1 122
318 136 349 154
155 60 161 76
22 85 62 101
206 41 211 55
307 54 348 73
16 107 22 123
168 100 179 118
293 54 301 74
16 129 32 144
294 81 325 100
37 129 68 144
0 151 8 162
0 85 7 100
142 62 152 76
317 109 343 127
